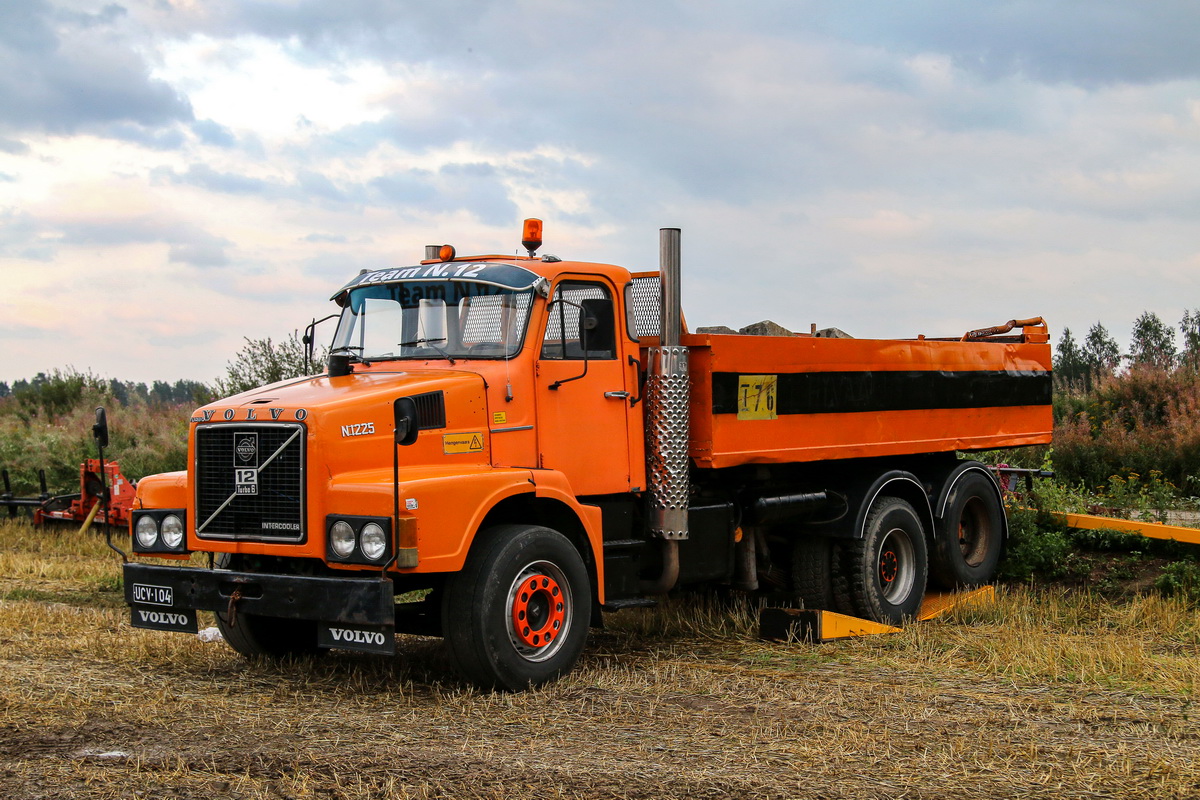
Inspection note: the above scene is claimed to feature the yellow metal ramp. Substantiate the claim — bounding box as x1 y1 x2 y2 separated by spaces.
759 586 995 643
1052 512 1200 546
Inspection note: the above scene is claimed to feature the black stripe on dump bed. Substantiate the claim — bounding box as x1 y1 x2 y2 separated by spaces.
711 370 1051 415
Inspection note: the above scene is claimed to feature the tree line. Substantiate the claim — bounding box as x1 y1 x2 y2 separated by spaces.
1053 309 1200 391
0 331 320 419
0 373 210 414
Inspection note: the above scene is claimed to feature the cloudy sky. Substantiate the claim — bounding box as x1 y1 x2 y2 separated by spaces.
3 0 1199 385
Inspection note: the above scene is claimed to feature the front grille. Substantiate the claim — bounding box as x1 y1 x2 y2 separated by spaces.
194 423 306 542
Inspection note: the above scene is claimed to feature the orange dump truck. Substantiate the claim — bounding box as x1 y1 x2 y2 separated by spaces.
123 224 1052 689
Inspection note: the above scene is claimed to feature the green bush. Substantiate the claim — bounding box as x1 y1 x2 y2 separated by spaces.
0 372 191 496
1155 561 1200 601
1052 367 1200 493
997 508 1074 581
215 331 325 397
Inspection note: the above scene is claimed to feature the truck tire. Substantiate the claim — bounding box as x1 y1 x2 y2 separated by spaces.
211 553 322 659
215 612 321 659
791 536 839 611
443 525 591 691
842 497 927 625
930 472 1004 589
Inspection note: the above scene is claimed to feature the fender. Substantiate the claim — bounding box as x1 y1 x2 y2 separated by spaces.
852 470 935 541
134 470 188 511
934 461 1009 539
326 464 539 574
527 468 607 601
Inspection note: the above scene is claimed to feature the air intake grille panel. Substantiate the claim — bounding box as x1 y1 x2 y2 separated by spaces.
412 391 447 430
628 275 662 339
194 423 306 542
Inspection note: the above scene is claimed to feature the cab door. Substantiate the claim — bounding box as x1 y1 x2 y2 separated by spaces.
534 279 636 495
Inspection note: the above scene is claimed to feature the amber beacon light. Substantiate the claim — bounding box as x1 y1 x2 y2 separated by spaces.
522 218 543 256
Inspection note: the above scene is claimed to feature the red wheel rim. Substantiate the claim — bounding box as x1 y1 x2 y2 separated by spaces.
510 573 566 649
879 549 899 585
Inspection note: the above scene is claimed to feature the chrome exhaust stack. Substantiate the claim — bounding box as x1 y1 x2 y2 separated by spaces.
645 228 690 542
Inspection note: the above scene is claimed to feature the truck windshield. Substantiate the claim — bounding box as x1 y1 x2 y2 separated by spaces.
331 281 534 362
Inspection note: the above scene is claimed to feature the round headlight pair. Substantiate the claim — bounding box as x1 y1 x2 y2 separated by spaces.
330 520 388 561
134 514 184 550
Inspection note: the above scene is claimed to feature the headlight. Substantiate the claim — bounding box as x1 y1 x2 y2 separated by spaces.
360 523 387 561
161 515 185 549
135 516 159 548
330 520 356 557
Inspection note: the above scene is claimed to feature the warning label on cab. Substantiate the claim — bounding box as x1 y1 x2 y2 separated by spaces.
443 432 485 454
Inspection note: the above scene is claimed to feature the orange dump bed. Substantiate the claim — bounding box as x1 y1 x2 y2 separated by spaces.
683 330 1052 469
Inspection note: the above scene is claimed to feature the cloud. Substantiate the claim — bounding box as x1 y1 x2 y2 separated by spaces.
3 190 236 269
3 0 1200 384
168 239 230 267
0 137 30 154
59 217 232 267
809 1 1200 86
191 118 238 147
0 0 192 136
159 163 274 196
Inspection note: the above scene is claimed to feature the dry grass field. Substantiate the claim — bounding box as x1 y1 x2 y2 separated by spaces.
3 519 1200 799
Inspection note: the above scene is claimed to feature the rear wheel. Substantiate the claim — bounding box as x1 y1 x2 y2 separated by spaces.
791 536 840 612
842 497 928 625
930 472 1004 589
443 525 591 691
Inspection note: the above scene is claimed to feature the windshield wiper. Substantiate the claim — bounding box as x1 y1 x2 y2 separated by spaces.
398 338 456 365
329 345 364 361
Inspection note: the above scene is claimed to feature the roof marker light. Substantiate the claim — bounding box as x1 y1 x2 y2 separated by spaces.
522 218 542 257
438 244 456 261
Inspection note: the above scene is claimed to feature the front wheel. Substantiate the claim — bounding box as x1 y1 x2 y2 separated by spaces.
841 497 928 625
443 525 591 691
213 552 321 659
215 611 321 659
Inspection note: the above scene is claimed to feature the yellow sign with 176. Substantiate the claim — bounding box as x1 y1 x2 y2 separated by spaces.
737 375 778 420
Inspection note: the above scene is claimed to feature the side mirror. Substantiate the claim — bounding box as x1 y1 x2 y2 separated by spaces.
92 407 109 448
393 397 419 446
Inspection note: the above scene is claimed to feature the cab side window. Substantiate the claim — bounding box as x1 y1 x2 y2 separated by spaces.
541 282 616 360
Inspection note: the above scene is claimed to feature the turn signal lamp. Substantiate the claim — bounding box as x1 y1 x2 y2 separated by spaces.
438 244 456 261
522 218 542 256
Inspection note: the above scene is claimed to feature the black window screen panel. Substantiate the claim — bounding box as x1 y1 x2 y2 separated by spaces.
541 282 612 360
627 275 661 339
194 423 306 542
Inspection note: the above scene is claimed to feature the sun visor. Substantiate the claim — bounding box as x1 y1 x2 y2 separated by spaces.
332 262 549 302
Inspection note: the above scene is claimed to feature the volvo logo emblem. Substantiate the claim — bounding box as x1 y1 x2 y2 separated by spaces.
235 434 258 464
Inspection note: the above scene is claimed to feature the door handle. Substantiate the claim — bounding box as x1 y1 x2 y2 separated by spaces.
604 391 630 400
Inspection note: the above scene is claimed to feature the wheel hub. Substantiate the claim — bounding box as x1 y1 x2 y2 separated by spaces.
511 574 565 649
879 550 899 584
